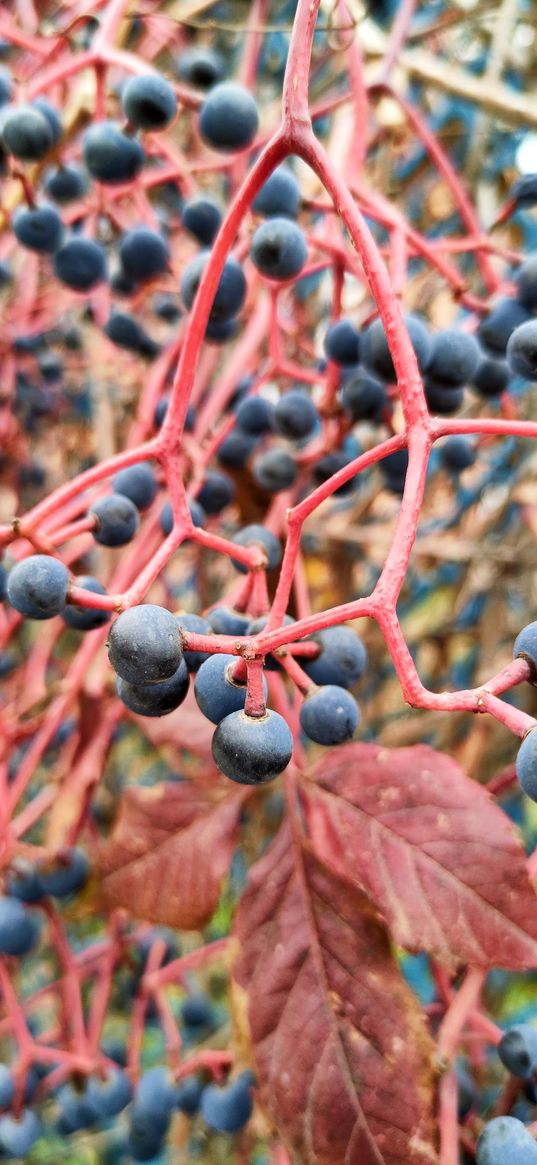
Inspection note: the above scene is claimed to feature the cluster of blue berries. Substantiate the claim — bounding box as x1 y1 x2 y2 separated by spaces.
476 1024 537 1163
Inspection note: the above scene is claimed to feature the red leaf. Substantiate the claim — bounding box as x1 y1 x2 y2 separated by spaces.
97 781 246 928
232 824 436 1165
299 742 537 970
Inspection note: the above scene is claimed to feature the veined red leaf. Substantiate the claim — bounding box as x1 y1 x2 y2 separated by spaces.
97 780 246 928
299 742 537 970
232 823 437 1165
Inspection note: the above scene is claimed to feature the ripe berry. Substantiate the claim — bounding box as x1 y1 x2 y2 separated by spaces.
90 494 140 546
235 395 275 435
380 448 409 493
198 470 236 514
108 603 182 684
117 658 189 717
5 862 44 903
515 727 537 801
32 97 62 145
62 576 110 631
439 436 476 472
212 709 293 783
118 227 170 283
206 607 250 635
104 312 158 356
1 103 53 160
38 847 89 898
514 621 537 679
476 1115 537 1164
0 1109 41 1157
274 390 318 440
498 1025 537 1078
175 1076 204 1115
0 896 39 956
53 238 107 291
7 555 69 619
426 329 480 387
80 1069 131 1122
121 73 177 130
200 1071 254 1132
516 255 537 310
324 319 361 366
13 205 64 254
160 497 205 536
303 626 367 688
56 1083 99 1134
44 163 89 204
177 47 225 89
300 685 360 745
181 196 222 245
251 217 308 281
217 429 257 469
363 314 432 380
0 1067 14 1111
253 448 298 492
194 654 253 724
199 82 258 152
231 524 281 573
181 251 246 322
252 165 301 219
425 379 464 415
478 298 530 356
471 355 509 398
83 121 144 184
113 463 158 511
181 992 215 1028
341 368 386 422
176 612 213 671
507 320 537 379
135 1066 178 1126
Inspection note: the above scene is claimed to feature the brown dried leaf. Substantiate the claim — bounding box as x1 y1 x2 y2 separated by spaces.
299 742 537 970
97 780 246 928
232 824 437 1165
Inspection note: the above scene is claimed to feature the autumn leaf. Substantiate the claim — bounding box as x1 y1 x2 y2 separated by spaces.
97 780 247 928
299 742 537 970
232 823 437 1165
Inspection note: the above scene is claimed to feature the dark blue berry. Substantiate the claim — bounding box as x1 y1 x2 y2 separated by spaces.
302 626 367 688
181 251 246 322
7 555 69 619
181 992 215 1028
0 1109 41 1156
206 607 250 635
426 330 480 387
104 312 158 357
514 621 537 680
160 497 205 536
108 603 182 684
181 196 222 245
38 848 89 898
113 463 158 511
478 298 530 357
231 524 281 573
300 685 360 744
175 1075 204 1114
121 73 177 131
83 122 144 184
476 1116 537 1164
235 395 274 435
471 355 509 397
177 47 225 89
217 429 257 469
439 437 476 472
6 863 44 903
195 653 252 723
89 494 139 547
13 205 64 254
87 1068 132 1117
380 448 408 493
252 166 300 219
199 83 258 152
274 390 318 440
1 103 53 160
341 368 386 422
507 320 537 379
516 255 537 310
200 1071 254 1132
363 314 431 380
44 163 88 204
253 448 297 492
62 576 110 631
176 612 213 671
425 379 464 415
516 728 537 801
498 1025 537 1078
212 709 293 783
117 658 189 716
119 227 170 283
53 238 107 291
56 1084 99 1134
0 1067 14 1111
32 98 62 145
198 470 236 514
251 217 308 281
0 896 39 956
324 319 361 366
